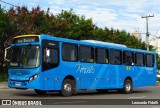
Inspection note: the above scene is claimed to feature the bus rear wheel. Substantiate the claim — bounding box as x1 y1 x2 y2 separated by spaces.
34 89 47 95
61 79 73 97
123 79 133 94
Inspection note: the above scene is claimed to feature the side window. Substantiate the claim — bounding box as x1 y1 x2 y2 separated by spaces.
135 53 145 66
96 48 108 64
123 51 134 65
62 43 78 62
109 49 122 65
146 54 154 67
80 45 94 63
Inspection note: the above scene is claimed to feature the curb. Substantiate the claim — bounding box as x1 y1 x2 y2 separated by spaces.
157 82 160 86
0 82 8 89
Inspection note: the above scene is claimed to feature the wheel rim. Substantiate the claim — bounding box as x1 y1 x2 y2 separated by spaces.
126 82 131 92
64 83 72 93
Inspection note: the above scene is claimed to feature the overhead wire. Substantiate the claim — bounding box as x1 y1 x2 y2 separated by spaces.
0 0 18 7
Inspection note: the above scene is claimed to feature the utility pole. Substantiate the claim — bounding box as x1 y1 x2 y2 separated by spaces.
141 15 154 51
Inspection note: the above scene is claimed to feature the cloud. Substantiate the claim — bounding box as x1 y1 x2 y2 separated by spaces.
28 3 37 7
48 0 65 5
76 7 117 21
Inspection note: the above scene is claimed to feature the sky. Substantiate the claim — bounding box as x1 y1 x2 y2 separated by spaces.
1 0 160 41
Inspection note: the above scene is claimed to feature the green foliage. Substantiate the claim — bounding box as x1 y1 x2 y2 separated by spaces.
0 8 13 78
0 73 8 82
0 8 10 34
157 54 160 70
157 78 160 82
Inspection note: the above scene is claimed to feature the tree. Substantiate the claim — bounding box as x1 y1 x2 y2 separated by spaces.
7 6 48 35
157 54 160 70
0 8 13 74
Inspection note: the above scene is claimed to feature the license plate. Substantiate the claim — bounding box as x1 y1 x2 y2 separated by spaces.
15 82 21 86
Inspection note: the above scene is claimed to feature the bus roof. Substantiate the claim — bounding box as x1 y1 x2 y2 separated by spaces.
40 34 155 54
81 40 127 48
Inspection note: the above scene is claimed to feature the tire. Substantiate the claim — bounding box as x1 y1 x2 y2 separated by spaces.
61 79 73 97
123 79 133 94
34 89 47 95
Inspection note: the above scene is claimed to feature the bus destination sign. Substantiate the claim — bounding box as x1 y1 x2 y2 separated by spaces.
12 36 39 44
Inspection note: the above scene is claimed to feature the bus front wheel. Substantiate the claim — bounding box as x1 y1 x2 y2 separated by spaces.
34 89 47 95
61 79 73 97
122 79 133 94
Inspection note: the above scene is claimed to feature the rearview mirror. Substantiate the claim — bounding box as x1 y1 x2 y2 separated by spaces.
4 46 12 62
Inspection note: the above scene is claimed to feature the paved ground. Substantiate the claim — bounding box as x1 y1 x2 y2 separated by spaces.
0 86 160 99
0 82 160 108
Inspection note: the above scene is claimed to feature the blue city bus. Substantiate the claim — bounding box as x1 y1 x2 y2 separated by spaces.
5 34 157 96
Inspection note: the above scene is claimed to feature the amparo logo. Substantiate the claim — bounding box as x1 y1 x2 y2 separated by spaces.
76 64 95 74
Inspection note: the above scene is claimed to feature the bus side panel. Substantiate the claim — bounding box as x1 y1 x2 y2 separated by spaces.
117 66 136 89
90 64 111 89
108 65 125 89
80 77 92 89
91 78 111 89
41 70 55 90
42 72 64 91
133 66 156 88
43 78 55 90
144 67 156 86
66 63 111 90
55 62 85 90
75 63 94 89
131 66 144 88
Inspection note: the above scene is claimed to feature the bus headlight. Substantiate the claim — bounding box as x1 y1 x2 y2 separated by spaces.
29 77 33 82
29 74 39 82
34 74 38 79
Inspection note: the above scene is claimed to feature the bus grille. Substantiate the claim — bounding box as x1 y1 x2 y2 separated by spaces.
10 70 30 76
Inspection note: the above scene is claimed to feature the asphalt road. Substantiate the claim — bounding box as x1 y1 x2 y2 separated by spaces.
0 86 160 108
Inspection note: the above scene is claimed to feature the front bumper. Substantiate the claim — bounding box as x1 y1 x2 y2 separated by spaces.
8 78 41 90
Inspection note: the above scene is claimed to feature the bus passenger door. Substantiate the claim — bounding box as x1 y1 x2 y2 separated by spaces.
42 40 60 90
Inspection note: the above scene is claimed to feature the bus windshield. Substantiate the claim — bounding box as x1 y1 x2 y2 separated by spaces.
10 45 40 68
